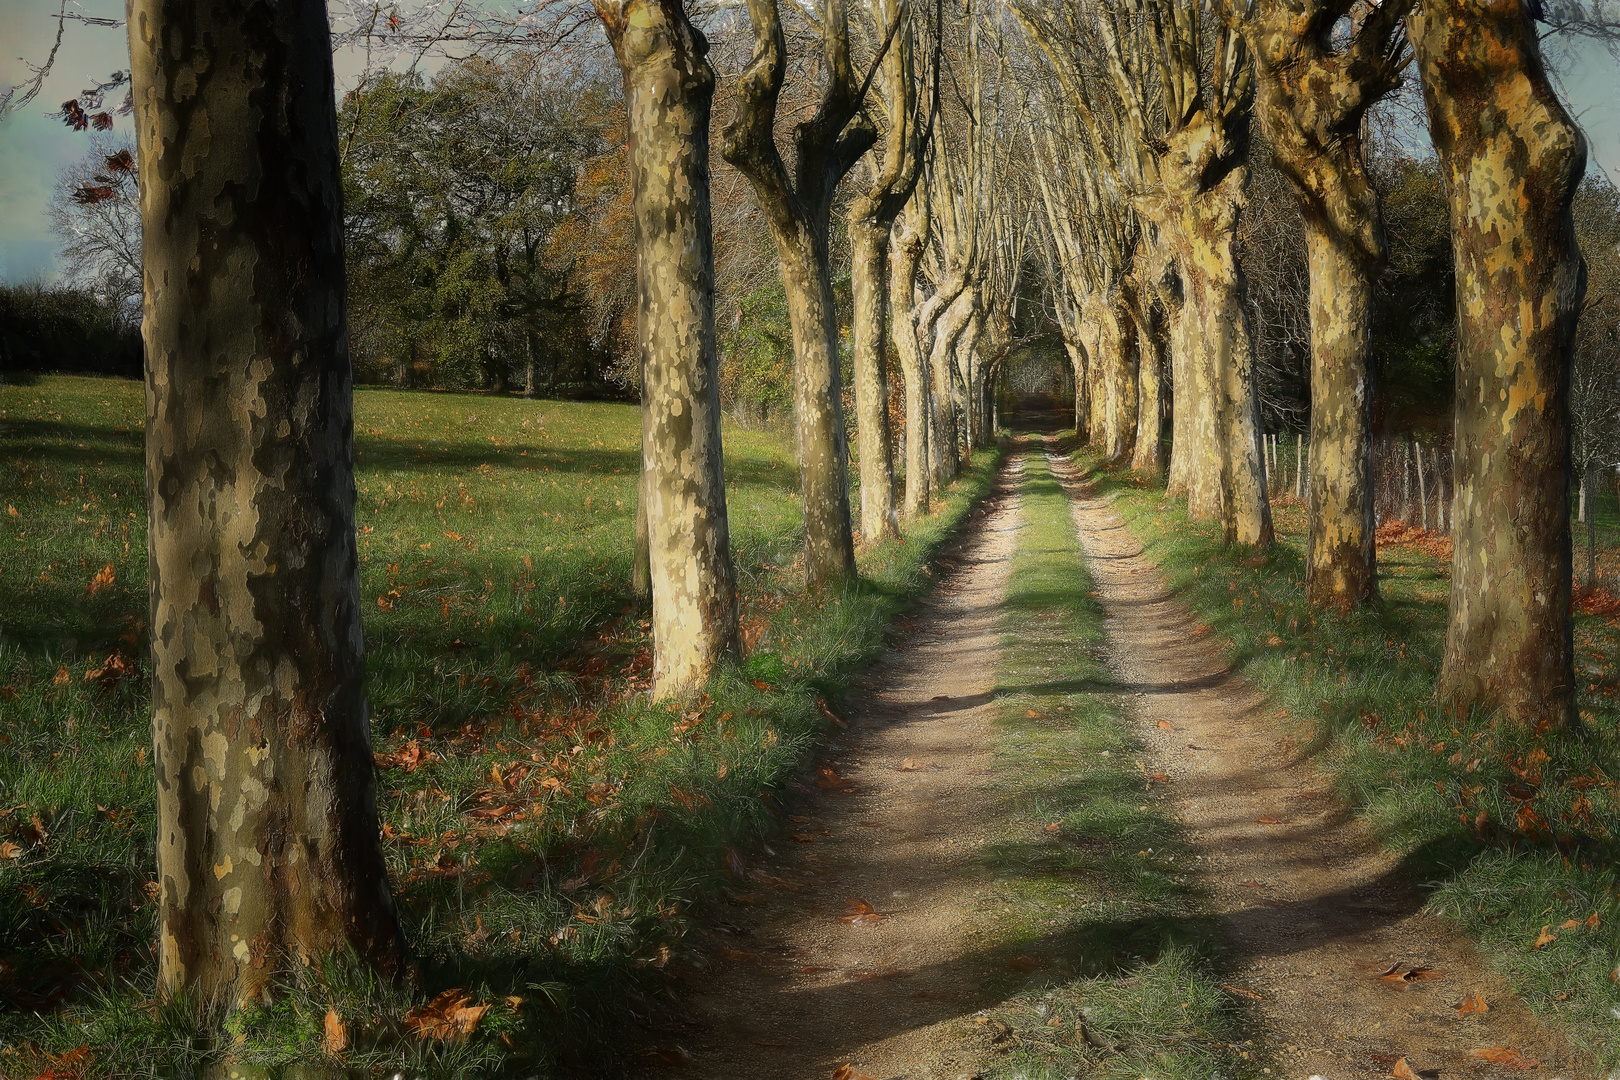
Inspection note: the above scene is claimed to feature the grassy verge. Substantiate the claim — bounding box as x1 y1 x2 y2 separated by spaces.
1076 447 1620 1072
972 440 1253 1080
0 374 1001 1077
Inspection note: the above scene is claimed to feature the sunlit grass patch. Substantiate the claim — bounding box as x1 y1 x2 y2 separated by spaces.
1077 445 1620 1071
0 374 1001 1074
979 441 1247 1080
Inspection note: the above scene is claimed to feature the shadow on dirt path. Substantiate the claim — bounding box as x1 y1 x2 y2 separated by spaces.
1049 436 1587 1080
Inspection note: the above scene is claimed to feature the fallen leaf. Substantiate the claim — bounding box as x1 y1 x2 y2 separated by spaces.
816 766 843 789
52 666 71 686
931 694 950 701
323 1008 349 1053
1585 911 1602 930
1405 967 1443 981
0 841 21 861
1147 773 1171 782
1221 983 1264 1001
750 679 773 692
840 899 883 926
1266 634 1284 646
789 833 816 843
1533 925 1557 948
1239 880 1263 887
85 562 115 596
1558 918 1582 930
800 965 835 974
1157 719 1174 730
1026 708 1043 718
1456 993 1489 1015
832 1066 877 1080
899 758 922 771
84 650 138 691
1255 817 1282 824
721 947 763 963
1391 1057 1421 1080
1039 821 1060 832
1467 1047 1539 1069
402 988 490 1041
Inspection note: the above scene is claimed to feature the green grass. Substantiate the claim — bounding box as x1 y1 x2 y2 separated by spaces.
973 439 1252 1080
0 374 1001 1078
1076 445 1620 1073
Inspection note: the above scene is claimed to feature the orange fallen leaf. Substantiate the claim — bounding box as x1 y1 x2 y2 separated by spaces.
1559 918 1582 930
85 562 115 596
1467 1047 1539 1069
1239 880 1263 887
751 679 773 692
323 1008 349 1053
1266 634 1284 646
1039 822 1060 832
1255 817 1282 824
1025 708 1043 718
840 899 883 926
800 965 834 974
1221 983 1264 1000
899 758 921 771
1391 1057 1421 1080
789 833 816 843
0 841 21 861
1157 720 1174 730
816 766 843 789
52 666 71 686
1533 925 1557 948
833 1066 877 1080
1456 993 1489 1015
721 947 763 963
1585 911 1602 930
402 988 490 1041
1147 773 1171 782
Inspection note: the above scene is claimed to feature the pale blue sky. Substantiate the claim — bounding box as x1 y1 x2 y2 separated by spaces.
3 0 1618 284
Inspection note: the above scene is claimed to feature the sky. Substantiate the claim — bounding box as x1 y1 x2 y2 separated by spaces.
2 0 1619 285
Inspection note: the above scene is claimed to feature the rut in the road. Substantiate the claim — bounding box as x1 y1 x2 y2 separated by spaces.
657 455 1027 1079
1049 441 1582 1080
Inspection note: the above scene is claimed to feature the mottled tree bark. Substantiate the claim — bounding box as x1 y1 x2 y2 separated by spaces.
1131 301 1165 477
130 0 407 1005
891 204 931 517
928 289 973 482
722 0 875 589
1247 0 1410 608
1165 294 1194 497
600 0 740 696
1412 0 1586 729
849 218 900 543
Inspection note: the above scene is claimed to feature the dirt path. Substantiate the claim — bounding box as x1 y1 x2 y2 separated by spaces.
659 457 1027 1079
1049 442 1585 1080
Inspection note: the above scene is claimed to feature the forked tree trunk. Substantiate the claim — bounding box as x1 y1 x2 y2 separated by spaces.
130 0 407 1005
849 217 900 542
1413 0 1586 729
600 0 740 696
892 207 931 517
1302 223 1378 608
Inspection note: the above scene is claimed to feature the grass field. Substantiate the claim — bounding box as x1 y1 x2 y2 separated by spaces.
0 374 1001 1077
1077 448 1620 1072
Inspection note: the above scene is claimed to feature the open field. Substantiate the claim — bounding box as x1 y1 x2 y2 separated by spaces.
1076 448 1620 1071
0 375 1000 1077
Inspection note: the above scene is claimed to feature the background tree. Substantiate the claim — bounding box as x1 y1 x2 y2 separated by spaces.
129 0 407 1004
47 139 142 325
594 0 740 697
722 0 878 587
1245 0 1413 610
1570 175 1620 584
1411 0 1588 731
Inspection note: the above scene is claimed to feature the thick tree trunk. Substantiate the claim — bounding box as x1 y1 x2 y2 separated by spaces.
1413 0 1586 729
849 217 900 543
781 231 859 585
1065 341 1089 441
130 0 407 1005
957 308 983 457
1131 304 1165 477
929 290 972 483
1165 298 1194 497
891 210 930 517
603 0 740 696
633 463 652 604
1302 222 1378 609
524 334 537 398
1101 303 1138 466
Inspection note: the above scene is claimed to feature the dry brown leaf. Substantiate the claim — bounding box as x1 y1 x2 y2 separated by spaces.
815 766 843 789
0 840 21 861
1559 918 1582 930
750 679 773 692
789 833 816 843
1025 708 1043 718
1390 1057 1421 1080
1585 911 1602 930
1533 925 1557 948
1039 822 1060 832
1147 773 1171 782
800 965 834 974
1456 993 1490 1015
403 988 490 1041
840 899 883 926
832 1065 877 1080
1405 967 1443 981
1157 720 1174 730
52 665 71 686
721 947 763 963
1467 1047 1539 1069
1221 983 1264 1001
1255 817 1282 824
323 1008 349 1053
85 562 115 596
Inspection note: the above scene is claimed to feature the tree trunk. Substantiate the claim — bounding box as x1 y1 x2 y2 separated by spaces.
1416 440 1428 531
633 461 652 604
1587 465 1598 587
524 334 537 398
1165 298 1195 497
1302 222 1378 608
1578 464 1588 523
929 290 972 483
849 215 900 543
601 0 740 696
1066 341 1089 442
957 308 983 457
1132 308 1162 476
130 0 407 1006
1099 303 1138 465
1401 438 1412 522
891 208 930 518
1415 0 1586 730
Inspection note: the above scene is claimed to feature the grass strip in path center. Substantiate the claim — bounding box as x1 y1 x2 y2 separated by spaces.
971 437 1256 1080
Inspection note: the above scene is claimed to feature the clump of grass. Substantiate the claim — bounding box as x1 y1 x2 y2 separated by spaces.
0 375 1003 1075
1077 446 1620 1070
977 443 1249 1080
